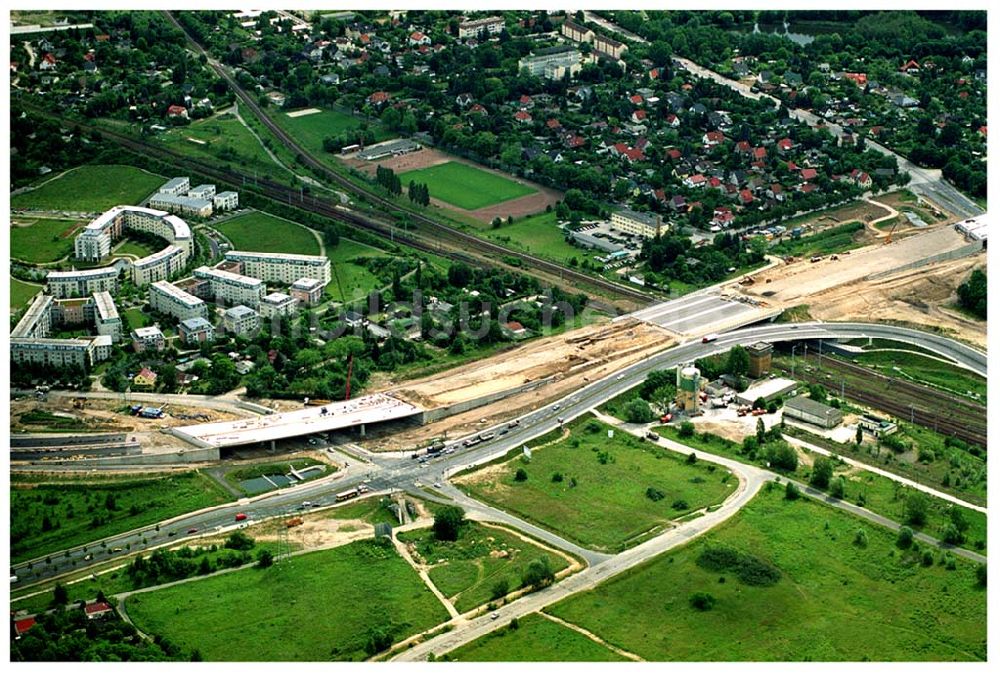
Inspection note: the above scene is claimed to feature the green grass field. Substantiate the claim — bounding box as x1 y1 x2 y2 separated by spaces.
399 162 536 210
275 108 390 156
484 211 583 264
447 613 626 662
849 349 987 402
10 472 231 563
156 113 293 183
113 238 158 258
10 217 82 262
126 539 448 661
548 488 987 661
213 211 321 255
10 277 44 312
326 238 390 303
456 418 737 552
398 522 572 613
771 221 866 257
11 165 164 213
122 307 151 331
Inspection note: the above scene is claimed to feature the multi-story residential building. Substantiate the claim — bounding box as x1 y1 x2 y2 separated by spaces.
458 15 504 39
594 33 628 60
131 326 166 353
290 277 325 306
11 294 53 339
187 184 216 200
224 251 332 286
222 305 261 337
178 316 215 344
260 292 298 320
213 191 239 211
74 206 193 262
133 245 186 286
47 267 120 298
194 266 266 309
611 208 665 239
561 20 594 43
89 291 122 342
147 193 213 218
10 338 98 368
518 47 583 80
158 176 191 195
149 280 209 322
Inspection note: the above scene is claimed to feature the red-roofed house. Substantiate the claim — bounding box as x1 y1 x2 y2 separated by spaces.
800 167 818 181
665 113 680 128
684 173 707 188
843 72 867 87
799 183 817 194
518 94 533 108
631 109 647 123
166 104 188 119
767 183 785 201
514 110 532 124
133 367 158 387
978 125 987 137
649 68 660 80
504 321 528 339
14 617 36 637
776 137 794 153
469 103 487 115
622 147 645 163
546 118 562 130
85 602 114 620
703 131 724 146
901 59 920 73
409 31 430 46
564 134 585 149
629 94 643 105
735 140 751 154
752 147 767 161
708 177 722 190
738 189 754 205
666 148 682 161
39 53 57 70
368 91 390 105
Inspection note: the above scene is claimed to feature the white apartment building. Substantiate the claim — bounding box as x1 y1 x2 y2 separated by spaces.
148 193 213 218
10 338 98 368
131 326 166 353
11 294 53 338
187 184 216 200
158 176 191 195
133 245 186 286
149 280 208 322
90 291 122 342
290 277 325 306
518 47 582 79
224 251 332 286
194 266 266 308
223 305 261 337
47 267 120 298
213 191 239 211
74 206 193 262
458 15 504 39
260 292 298 320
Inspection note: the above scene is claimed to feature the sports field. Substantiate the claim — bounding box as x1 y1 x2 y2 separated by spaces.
11 165 164 213
276 108 390 156
547 488 987 661
10 277 43 312
448 613 626 662
326 238 390 303
126 539 449 661
399 162 536 210
10 217 81 263
456 418 737 552
213 211 321 255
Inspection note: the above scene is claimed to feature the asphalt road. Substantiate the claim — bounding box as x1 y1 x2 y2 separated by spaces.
11 321 984 589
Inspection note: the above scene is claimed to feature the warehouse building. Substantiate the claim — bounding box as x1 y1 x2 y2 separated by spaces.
290 277 325 306
783 395 844 429
150 280 209 321
194 266 265 309
225 250 331 286
356 139 422 161
735 377 798 406
47 267 120 298
223 305 261 337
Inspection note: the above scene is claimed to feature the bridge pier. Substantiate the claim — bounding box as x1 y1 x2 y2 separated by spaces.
359 423 366 437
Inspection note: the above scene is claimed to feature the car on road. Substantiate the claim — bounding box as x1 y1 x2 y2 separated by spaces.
490 612 500 620
616 374 625 380
433 482 442 489
235 513 249 522
557 417 564 424
552 405 560 411
112 547 124 552
186 528 198 534
702 333 719 343
301 502 312 508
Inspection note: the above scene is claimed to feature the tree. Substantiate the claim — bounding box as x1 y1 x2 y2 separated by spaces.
679 421 695 438
726 345 750 377
830 476 846 499
689 592 716 611
853 529 869 547
432 506 466 542
785 482 800 500
855 425 864 446
522 557 555 590
623 398 655 423
224 531 255 551
976 563 987 587
514 467 528 482
756 417 766 444
491 578 510 600
765 441 798 472
905 493 929 527
897 526 914 549
810 458 833 489
257 550 274 568
53 582 69 606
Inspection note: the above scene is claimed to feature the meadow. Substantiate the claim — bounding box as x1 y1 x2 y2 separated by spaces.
399 161 535 210
10 217 81 262
212 211 321 255
447 613 625 662
11 165 164 213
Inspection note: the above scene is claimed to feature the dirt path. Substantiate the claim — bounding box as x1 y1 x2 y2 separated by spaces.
537 611 642 661
393 537 461 619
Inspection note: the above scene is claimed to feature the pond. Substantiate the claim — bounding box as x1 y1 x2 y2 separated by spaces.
239 473 294 494
752 20 816 46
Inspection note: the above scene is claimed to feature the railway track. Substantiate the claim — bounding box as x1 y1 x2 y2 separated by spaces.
153 11 655 309
795 355 986 448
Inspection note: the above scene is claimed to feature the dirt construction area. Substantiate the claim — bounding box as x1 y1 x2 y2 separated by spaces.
365 318 675 451
342 146 562 223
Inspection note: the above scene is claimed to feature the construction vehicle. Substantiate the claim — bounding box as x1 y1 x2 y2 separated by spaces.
884 221 900 244
810 256 823 263
286 517 304 528
739 276 755 286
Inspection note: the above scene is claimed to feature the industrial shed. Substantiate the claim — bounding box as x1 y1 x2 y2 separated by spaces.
735 378 798 406
783 395 844 429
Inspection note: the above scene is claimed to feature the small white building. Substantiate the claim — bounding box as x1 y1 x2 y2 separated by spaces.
213 191 239 211
260 292 298 320
223 305 261 337
131 326 166 353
